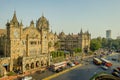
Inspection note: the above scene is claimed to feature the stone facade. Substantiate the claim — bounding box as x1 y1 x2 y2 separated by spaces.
0 12 57 74
58 29 91 52
0 11 91 75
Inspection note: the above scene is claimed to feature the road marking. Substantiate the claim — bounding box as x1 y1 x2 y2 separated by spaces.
42 64 82 80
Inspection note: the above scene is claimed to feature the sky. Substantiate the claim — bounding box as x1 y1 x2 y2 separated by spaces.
0 0 120 39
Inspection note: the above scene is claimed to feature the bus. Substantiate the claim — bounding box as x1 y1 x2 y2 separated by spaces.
51 61 67 71
93 58 102 65
100 58 112 67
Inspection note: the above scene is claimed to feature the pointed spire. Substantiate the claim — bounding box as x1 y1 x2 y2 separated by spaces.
30 20 34 27
10 11 19 27
54 32 57 35
86 30 89 34
20 20 23 26
12 10 18 22
80 28 83 34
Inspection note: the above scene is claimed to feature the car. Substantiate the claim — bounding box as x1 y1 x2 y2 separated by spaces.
56 68 63 73
21 76 32 80
113 68 120 73
112 58 117 61
117 67 120 71
67 62 75 67
112 72 120 77
74 61 79 65
101 65 108 70
70 63 75 67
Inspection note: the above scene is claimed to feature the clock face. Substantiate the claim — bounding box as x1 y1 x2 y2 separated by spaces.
14 29 19 38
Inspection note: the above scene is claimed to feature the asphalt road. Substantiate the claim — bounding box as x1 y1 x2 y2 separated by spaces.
52 53 120 80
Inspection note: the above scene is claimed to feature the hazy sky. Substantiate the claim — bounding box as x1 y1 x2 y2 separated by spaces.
0 0 120 38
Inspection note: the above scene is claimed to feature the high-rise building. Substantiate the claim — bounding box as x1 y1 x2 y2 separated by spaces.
106 30 111 39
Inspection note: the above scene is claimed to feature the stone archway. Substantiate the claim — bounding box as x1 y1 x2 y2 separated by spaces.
36 61 40 67
31 63 34 69
25 64 29 70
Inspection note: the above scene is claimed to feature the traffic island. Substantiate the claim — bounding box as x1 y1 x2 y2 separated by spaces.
90 72 120 80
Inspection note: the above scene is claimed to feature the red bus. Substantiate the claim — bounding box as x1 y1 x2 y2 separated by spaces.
93 58 102 65
101 58 112 67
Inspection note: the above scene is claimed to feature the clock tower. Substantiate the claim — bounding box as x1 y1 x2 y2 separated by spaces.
6 11 22 59
6 11 20 39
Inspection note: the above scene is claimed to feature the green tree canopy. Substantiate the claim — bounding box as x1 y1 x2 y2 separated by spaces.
90 39 101 51
73 48 82 53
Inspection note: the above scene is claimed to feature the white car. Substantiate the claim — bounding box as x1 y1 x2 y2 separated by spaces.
101 65 108 70
71 63 75 67
22 76 32 80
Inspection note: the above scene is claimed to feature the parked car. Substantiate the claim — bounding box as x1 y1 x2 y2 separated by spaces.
22 76 32 80
71 63 75 67
67 62 75 67
56 67 63 73
101 65 108 70
74 61 79 65
117 67 120 71
112 58 117 61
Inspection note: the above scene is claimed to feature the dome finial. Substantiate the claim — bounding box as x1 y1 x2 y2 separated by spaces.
42 12 44 17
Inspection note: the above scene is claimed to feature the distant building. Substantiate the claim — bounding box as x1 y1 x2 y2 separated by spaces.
106 30 111 39
58 29 91 53
116 36 120 39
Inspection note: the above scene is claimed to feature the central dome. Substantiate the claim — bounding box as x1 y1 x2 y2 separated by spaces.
36 15 49 31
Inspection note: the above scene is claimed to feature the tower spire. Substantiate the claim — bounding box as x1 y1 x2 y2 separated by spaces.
10 11 19 27
12 10 18 22
80 28 83 34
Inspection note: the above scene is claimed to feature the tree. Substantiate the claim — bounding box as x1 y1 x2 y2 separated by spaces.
48 41 52 48
90 39 101 52
73 48 82 53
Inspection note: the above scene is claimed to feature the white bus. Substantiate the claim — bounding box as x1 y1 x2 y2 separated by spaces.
93 58 102 65
51 61 67 71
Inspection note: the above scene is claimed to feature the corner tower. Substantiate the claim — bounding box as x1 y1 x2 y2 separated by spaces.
6 11 22 71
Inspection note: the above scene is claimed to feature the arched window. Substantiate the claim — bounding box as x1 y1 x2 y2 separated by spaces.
31 63 34 69
25 64 29 70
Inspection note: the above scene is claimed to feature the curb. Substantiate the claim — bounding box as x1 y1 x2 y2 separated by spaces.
42 64 82 80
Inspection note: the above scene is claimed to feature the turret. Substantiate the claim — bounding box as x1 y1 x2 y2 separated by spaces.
30 20 34 27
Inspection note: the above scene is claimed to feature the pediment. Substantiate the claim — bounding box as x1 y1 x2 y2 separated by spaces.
22 27 41 39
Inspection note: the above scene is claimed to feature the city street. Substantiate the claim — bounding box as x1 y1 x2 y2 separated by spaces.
51 53 120 80
21 52 120 80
